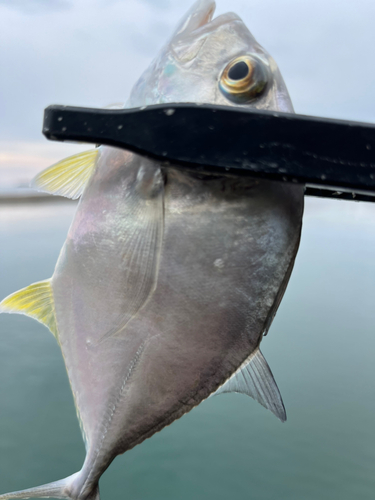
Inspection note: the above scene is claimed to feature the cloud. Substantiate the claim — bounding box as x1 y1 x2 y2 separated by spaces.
140 0 172 9
0 140 92 190
99 0 172 9
1 0 375 186
0 0 71 14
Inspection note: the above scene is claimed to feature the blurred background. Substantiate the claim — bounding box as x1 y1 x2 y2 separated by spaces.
0 1 374 499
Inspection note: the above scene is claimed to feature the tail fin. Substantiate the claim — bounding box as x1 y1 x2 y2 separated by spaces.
0 473 100 500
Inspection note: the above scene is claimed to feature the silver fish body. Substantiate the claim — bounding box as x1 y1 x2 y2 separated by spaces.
56 154 303 498
0 1 304 499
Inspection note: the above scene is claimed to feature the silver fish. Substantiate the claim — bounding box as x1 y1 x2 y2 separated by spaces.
0 1 304 499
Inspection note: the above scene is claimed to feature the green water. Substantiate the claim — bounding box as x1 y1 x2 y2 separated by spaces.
0 198 374 500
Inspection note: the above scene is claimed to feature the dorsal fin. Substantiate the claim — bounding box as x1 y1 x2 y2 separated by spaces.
31 149 99 199
214 348 286 422
0 280 58 339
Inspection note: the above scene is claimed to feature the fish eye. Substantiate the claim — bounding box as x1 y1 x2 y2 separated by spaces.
219 55 269 103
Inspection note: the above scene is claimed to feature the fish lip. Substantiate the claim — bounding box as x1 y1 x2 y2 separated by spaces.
191 0 216 30
196 11 242 34
175 0 216 37
173 11 243 52
182 12 242 40
171 9 243 64
176 0 242 40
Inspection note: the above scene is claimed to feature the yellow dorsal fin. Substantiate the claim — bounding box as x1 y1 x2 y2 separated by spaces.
0 280 58 339
31 149 99 200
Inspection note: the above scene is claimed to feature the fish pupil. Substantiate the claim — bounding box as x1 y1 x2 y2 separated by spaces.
228 61 249 80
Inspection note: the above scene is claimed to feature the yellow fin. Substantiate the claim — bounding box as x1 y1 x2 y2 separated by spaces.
0 280 58 339
31 149 99 199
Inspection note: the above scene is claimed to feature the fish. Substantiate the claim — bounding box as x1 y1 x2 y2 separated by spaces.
0 1 304 499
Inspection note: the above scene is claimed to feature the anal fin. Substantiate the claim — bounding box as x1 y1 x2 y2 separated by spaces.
0 280 58 340
214 348 286 422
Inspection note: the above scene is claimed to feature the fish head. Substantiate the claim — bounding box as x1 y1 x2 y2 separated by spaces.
128 0 293 112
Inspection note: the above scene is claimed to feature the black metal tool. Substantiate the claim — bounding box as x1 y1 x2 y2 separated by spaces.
43 103 375 203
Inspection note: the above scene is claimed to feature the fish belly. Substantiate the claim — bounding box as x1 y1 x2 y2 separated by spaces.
52 153 303 482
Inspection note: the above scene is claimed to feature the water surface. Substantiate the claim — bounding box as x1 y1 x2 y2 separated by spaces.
0 198 374 500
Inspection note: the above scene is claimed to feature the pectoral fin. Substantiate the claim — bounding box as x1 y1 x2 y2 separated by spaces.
215 348 286 422
31 149 99 199
0 280 58 340
97 164 164 344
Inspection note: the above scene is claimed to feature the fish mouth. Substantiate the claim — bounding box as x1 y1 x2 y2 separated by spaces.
170 1 243 65
188 0 216 31
175 0 241 39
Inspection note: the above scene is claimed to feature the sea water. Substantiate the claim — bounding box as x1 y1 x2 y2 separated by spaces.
0 197 374 500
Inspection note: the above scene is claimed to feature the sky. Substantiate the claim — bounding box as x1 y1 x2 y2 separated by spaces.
1 0 375 188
